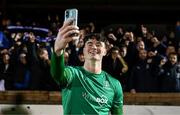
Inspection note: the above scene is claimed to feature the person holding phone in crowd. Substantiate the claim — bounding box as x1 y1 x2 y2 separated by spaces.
50 17 123 115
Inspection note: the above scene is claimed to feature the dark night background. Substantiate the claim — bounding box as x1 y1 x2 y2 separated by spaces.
1 0 180 28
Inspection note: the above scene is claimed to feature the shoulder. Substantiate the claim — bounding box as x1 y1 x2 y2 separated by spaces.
65 66 81 70
103 71 123 103
64 66 82 74
103 71 115 80
103 71 122 88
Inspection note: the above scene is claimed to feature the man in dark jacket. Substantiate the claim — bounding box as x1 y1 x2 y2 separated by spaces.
129 49 158 93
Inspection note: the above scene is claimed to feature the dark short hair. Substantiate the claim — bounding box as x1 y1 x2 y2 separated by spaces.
168 52 177 58
110 46 120 52
83 33 107 44
107 46 119 55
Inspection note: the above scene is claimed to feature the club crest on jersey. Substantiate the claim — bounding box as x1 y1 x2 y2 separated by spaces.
103 81 110 89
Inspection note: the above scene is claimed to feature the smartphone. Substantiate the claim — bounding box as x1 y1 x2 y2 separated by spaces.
64 8 79 39
64 8 78 26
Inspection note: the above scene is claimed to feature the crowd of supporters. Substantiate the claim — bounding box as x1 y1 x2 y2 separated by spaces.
0 12 180 92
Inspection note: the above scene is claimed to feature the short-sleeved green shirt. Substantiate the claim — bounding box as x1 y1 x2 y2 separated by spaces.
51 53 123 115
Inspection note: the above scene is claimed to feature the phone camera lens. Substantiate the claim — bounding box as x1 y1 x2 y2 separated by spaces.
66 11 69 17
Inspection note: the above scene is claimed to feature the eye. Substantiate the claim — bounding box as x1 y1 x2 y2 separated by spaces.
96 42 102 47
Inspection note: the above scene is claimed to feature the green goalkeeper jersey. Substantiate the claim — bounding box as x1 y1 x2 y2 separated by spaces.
51 53 123 115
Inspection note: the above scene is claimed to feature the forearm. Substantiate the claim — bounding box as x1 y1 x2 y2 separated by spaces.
50 18 79 87
118 56 128 69
50 52 67 86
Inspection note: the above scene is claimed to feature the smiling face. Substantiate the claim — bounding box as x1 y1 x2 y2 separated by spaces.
138 49 147 60
137 40 145 51
169 53 178 65
83 38 106 61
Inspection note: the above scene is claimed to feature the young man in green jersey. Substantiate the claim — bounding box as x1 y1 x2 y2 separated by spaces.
51 18 123 115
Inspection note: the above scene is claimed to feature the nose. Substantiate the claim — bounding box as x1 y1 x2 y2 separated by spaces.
91 44 97 49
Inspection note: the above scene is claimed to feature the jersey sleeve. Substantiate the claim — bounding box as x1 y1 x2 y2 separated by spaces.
111 81 123 115
50 52 75 88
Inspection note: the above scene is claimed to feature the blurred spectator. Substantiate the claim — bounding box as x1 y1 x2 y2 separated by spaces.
76 48 85 66
136 40 145 51
149 36 167 56
0 52 14 90
107 32 117 46
0 31 10 49
13 52 31 90
165 45 176 57
158 52 180 92
124 32 137 62
26 33 59 91
129 49 158 93
115 26 124 40
119 44 127 59
103 46 128 91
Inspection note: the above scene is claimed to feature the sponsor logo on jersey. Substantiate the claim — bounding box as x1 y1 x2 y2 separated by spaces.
82 92 108 107
96 95 108 106
82 92 95 102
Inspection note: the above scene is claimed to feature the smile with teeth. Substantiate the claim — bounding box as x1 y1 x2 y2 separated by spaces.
89 50 98 55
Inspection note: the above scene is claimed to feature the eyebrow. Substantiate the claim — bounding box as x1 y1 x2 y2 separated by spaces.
86 41 102 44
86 41 93 45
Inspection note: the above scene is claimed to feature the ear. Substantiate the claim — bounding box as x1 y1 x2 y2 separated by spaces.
103 48 107 56
83 47 85 54
102 42 107 56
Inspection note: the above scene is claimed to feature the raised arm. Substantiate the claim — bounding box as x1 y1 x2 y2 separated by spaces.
117 54 128 73
50 19 79 86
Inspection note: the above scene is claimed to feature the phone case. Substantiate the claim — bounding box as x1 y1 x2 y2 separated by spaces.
64 8 78 26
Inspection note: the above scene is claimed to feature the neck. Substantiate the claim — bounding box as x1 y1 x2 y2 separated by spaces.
83 60 102 74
